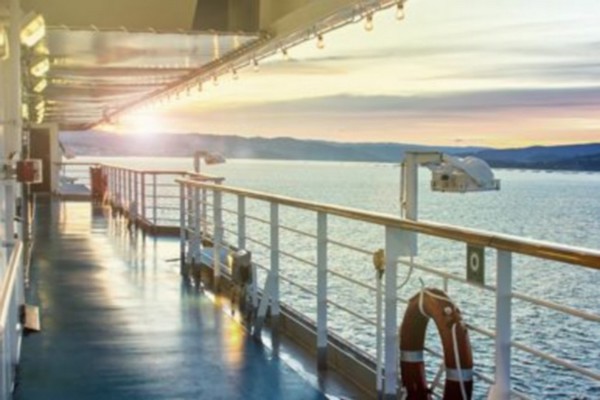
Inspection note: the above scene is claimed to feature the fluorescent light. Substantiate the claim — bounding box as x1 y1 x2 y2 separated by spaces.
32 78 48 93
0 28 8 60
30 57 49 77
21 13 46 48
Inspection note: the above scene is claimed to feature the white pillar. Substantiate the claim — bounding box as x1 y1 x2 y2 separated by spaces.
270 202 280 319
488 250 513 400
213 190 223 288
384 227 402 399
4 0 23 243
316 211 328 370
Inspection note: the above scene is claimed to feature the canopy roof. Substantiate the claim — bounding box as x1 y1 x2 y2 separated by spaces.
15 0 398 130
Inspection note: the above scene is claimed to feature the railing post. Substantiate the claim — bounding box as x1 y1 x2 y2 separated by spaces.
237 195 258 312
376 255 384 397
152 174 157 226
128 170 132 209
133 171 139 221
192 184 201 260
179 183 186 273
237 195 246 250
201 188 208 235
270 202 280 317
121 169 125 207
141 173 146 221
213 190 223 289
316 211 328 370
384 227 402 399
488 250 513 400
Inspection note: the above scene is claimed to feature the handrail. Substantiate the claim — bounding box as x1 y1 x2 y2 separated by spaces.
176 179 600 270
56 162 225 182
0 241 23 334
99 163 222 179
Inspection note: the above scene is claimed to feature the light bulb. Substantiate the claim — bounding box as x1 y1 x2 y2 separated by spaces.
282 48 290 61
364 13 374 32
197 81 203 92
232 68 239 80
213 75 219 86
316 34 324 49
252 58 259 72
396 2 405 20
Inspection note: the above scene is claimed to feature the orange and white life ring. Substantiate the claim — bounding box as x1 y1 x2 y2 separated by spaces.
399 287 473 399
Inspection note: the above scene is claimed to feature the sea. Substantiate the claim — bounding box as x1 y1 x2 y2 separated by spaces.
77 157 600 399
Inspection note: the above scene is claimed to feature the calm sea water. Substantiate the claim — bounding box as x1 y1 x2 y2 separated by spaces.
81 157 600 399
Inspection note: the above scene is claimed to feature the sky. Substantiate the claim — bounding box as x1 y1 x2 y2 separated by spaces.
112 0 600 148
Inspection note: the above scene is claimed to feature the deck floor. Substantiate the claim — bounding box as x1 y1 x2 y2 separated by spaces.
16 200 337 400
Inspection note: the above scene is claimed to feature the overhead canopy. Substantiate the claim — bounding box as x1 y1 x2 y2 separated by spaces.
16 0 399 130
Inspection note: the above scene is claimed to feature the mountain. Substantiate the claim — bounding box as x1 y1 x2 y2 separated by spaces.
465 143 600 171
60 131 600 171
60 131 486 162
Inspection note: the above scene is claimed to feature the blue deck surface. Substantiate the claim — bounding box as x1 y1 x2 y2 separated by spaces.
17 200 328 400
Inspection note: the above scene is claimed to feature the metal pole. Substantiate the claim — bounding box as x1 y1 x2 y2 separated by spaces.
201 188 207 235
141 173 146 221
270 202 280 345
193 184 200 259
152 174 157 226
179 183 186 273
316 211 328 370
384 227 402 399
213 190 223 289
134 171 139 221
488 250 513 400
376 269 383 396
4 0 23 243
237 195 246 250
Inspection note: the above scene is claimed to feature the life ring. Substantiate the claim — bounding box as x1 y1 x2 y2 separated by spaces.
399 288 473 399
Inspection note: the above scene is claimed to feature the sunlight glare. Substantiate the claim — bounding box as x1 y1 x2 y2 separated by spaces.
120 112 166 135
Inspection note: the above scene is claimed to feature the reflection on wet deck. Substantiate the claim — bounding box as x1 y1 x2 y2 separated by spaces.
16 200 333 400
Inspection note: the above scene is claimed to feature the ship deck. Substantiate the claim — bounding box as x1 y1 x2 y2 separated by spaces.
16 199 357 400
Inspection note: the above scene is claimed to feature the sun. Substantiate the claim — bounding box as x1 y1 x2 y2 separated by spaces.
118 112 165 136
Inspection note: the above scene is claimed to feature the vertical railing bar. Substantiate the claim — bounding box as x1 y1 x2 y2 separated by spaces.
316 211 328 371
237 195 246 250
384 227 402 399
179 183 186 273
270 202 280 335
152 174 157 226
193 182 201 260
489 250 513 400
213 189 223 289
141 172 146 221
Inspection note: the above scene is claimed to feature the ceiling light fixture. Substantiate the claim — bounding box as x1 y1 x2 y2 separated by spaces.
30 57 50 77
20 12 46 48
396 1 405 20
316 34 325 49
364 13 374 31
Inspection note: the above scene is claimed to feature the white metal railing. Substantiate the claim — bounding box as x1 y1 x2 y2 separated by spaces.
99 165 224 229
176 178 600 400
56 161 96 192
0 241 24 400
57 163 223 229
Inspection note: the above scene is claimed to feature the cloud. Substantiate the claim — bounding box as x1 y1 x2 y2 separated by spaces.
213 86 600 116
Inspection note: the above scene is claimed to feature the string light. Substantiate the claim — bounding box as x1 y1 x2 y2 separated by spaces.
316 34 324 49
364 13 374 31
396 1 405 20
